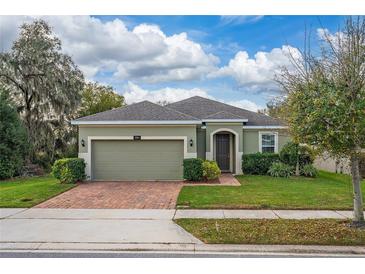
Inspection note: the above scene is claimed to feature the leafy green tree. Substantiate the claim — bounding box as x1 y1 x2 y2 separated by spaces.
0 88 29 179
277 17 365 226
0 20 84 163
78 82 125 117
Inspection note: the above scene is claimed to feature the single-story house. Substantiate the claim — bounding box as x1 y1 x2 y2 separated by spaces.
71 96 290 181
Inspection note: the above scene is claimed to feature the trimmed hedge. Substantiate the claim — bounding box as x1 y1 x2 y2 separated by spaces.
202 160 221 180
242 153 280 175
52 158 86 184
183 158 204 181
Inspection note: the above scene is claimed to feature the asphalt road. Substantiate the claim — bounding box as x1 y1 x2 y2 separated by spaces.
1 251 365 258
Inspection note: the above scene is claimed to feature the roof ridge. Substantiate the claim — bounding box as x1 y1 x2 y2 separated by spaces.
166 95 204 107
163 104 200 120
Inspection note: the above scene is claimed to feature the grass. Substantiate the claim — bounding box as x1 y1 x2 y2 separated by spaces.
0 175 76 207
177 171 365 210
176 218 365 246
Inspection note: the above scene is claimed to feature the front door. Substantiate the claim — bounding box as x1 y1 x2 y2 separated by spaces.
216 134 230 172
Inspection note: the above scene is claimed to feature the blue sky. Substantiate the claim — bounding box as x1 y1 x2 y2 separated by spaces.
1 15 346 111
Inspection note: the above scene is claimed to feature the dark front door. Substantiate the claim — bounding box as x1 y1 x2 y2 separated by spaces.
216 134 230 172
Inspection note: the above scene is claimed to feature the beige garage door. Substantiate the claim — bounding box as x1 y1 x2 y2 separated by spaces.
91 140 184 180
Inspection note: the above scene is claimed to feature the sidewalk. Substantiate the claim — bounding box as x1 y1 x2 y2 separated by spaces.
1 208 364 255
174 209 359 219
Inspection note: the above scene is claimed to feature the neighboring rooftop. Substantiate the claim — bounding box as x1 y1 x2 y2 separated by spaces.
72 96 285 126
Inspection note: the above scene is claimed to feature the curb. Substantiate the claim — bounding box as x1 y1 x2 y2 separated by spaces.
1 242 365 255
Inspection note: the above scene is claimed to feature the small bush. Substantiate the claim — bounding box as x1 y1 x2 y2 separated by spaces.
202 160 221 180
279 142 315 168
300 164 318 177
268 162 294 178
183 158 204 181
242 153 280 175
52 158 85 183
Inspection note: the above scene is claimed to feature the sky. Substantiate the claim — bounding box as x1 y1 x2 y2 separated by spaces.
0 15 345 111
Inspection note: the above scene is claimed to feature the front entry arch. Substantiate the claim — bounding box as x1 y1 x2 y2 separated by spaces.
209 128 241 174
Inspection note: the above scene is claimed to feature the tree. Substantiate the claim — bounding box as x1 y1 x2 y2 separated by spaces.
78 82 125 117
0 20 84 163
277 17 365 226
259 98 287 120
0 88 29 179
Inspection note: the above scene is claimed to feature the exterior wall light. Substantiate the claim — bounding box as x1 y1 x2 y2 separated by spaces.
189 139 193 147
81 139 85 147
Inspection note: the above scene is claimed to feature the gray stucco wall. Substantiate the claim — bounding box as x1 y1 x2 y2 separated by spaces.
78 125 197 154
205 123 244 152
243 129 291 154
196 127 206 159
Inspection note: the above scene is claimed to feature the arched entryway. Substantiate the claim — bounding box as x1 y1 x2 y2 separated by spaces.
210 128 239 173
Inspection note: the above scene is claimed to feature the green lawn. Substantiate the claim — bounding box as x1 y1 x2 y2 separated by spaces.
177 171 365 210
176 219 365 246
0 175 76 208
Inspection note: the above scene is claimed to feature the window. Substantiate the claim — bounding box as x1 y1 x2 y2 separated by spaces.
259 132 278 153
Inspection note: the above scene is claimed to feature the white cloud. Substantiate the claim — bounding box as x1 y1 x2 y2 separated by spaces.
122 82 262 112
226 99 263 112
210 45 301 91
0 16 219 81
317 28 348 50
220 16 264 26
122 82 212 104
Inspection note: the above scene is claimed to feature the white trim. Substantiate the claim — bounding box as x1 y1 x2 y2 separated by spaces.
259 131 279 153
71 120 201 125
203 119 248 123
208 128 242 175
84 135 195 179
243 125 288 129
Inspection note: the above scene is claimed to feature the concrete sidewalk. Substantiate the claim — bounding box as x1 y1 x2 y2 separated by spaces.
0 208 201 245
1 208 365 255
2 208 361 220
174 209 360 219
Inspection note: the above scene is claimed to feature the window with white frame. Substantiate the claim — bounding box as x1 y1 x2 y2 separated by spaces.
259 132 278 153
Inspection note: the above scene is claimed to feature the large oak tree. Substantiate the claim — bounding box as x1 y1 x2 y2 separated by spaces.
0 20 84 162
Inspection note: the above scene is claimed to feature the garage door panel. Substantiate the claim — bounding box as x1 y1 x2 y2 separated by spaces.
91 140 184 180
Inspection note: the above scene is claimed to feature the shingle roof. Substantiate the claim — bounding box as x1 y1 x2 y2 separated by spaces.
203 111 246 120
74 100 199 122
167 96 285 126
73 96 285 126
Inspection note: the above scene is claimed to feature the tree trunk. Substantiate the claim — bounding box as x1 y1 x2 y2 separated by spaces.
350 154 365 226
295 154 300 176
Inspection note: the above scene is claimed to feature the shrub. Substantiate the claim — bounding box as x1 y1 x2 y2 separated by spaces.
60 167 75 184
279 142 315 168
183 158 204 181
268 162 294 178
52 158 85 183
0 89 29 179
202 160 221 180
300 164 319 177
242 153 280 175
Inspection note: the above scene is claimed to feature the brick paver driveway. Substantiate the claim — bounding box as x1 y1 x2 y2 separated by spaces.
35 181 183 209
